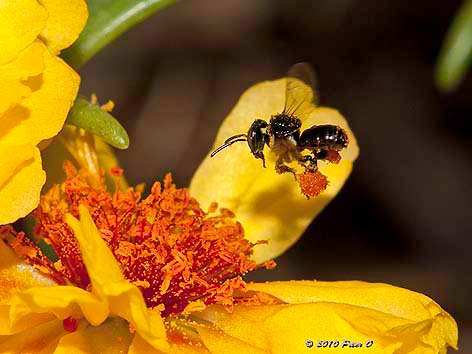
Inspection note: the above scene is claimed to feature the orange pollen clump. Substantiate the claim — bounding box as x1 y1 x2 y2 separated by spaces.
4 162 273 317
297 170 329 197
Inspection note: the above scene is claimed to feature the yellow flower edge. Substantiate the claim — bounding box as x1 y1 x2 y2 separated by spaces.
0 145 46 225
189 78 359 263
0 207 457 354
195 293 457 354
38 0 89 54
0 0 87 225
0 0 47 66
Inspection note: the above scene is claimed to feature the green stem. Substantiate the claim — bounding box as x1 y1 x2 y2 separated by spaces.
62 0 177 69
436 0 472 92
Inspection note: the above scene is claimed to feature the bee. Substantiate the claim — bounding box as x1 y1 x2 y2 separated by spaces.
210 63 349 177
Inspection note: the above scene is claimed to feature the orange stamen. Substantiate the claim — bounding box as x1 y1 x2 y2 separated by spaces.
4 162 274 317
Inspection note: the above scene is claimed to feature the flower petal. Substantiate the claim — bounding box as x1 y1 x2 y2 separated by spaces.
0 319 64 354
190 79 359 263
38 0 88 54
65 205 169 352
0 145 46 225
7 285 107 328
0 0 47 66
53 318 132 354
194 280 457 353
0 41 45 116
198 299 457 354
0 43 80 147
129 332 210 354
197 325 267 354
65 205 127 292
0 241 54 302
247 280 458 351
0 144 35 190
247 281 449 320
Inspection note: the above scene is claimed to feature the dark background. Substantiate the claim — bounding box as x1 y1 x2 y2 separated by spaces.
79 0 471 351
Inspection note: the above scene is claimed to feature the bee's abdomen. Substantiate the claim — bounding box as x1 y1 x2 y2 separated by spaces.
298 125 348 151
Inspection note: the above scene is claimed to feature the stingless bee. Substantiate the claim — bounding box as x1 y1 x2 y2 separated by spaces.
210 63 349 177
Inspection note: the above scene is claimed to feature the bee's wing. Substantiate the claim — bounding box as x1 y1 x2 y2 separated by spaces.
283 62 319 121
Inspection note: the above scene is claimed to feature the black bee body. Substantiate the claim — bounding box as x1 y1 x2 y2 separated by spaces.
268 113 301 139
298 124 349 151
210 63 349 176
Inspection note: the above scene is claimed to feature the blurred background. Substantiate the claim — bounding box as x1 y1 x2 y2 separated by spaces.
78 0 470 351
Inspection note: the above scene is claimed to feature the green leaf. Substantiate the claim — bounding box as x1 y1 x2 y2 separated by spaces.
66 97 130 149
62 0 176 68
436 0 472 92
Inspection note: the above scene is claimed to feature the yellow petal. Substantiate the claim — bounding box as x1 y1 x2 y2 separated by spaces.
0 80 30 119
247 281 448 320
65 205 127 293
0 41 45 116
0 43 80 147
198 299 457 354
53 318 132 354
0 144 35 190
0 0 47 66
0 319 64 354
38 0 88 54
130 326 214 354
0 241 54 302
247 280 458 352
6 285 107 329
190 79 359 263
197 325 267 354
0 146 45 225
65 206 169 352
0 41 45 81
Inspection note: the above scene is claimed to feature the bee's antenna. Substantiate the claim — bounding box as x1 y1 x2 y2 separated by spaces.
210 138 247 157
224 134 246 144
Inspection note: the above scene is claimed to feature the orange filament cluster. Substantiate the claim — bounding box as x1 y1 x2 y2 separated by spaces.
297 170 329 197
5 162 273 317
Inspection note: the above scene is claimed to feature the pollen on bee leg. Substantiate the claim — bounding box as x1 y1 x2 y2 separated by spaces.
297 170 329 197
326 150 341 164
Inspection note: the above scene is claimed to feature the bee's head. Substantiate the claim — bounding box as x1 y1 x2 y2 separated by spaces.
210 119 269 167
247 119 269 157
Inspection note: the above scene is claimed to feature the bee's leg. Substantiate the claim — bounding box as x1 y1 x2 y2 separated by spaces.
253 151 266 168
300 154 318 172
275 154 296 177
315 149 328 160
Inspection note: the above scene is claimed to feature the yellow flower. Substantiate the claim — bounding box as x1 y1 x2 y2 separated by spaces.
0 0 88 225
189 79 359 263
0 207 457 353
0 78 457 353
